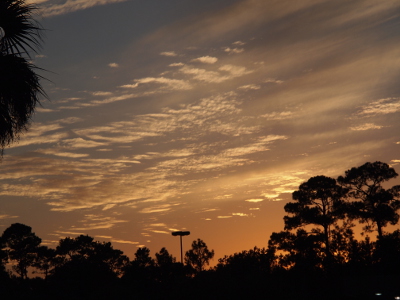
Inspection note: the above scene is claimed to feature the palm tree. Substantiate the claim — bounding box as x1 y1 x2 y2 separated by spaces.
0 0 45 153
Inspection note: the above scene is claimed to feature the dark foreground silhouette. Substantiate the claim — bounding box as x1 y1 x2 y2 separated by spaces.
1 161 399 299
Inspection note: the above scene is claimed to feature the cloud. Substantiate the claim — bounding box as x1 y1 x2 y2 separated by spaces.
111 239 139 245
224 47 244 54
91 91 113 96
245 199 264 203
160 51 177 57
350 123 384 131
265 78 283 84
108 63 119 68
191 56 218 64
260 111 294 120
62 138 105 149
149 223 167 227
9 123 69 148
36 107 55 113
102 204 116 210
238 84 260 90
232 213 249 217
42 151 89 158
222 135 287 157
356 98 400 116
72 214 128 231
178 64 252 83
219 64 252 77
0 214 18 220
169 62 184 67
140 204 172 214
121 77 192 91
39 0 129 17
27 0 50 4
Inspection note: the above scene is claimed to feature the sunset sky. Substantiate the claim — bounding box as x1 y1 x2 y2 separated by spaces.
1 0 400 265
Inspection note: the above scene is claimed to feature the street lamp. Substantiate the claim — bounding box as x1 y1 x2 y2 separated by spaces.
172 231 190 264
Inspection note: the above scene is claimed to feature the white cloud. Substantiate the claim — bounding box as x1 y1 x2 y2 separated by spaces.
350 123 384 131
356 98 400 116
121 77 192 91
36 107 55 113
232 212 249 217
111 239 139 245
222 135 287 157
91 91 113 96
245 199 264 203
260 111 293 120
169 62 185 67
191 56 218 64
178 64 252 83
224 47 244 54
238 84 260 90
140 204 171 214
0 214 18 220
265 78 284 84
108 63 119 68
62 138 105 149
160 51 177 57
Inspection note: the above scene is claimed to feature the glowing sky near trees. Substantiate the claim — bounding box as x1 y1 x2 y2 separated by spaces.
1 0 400 264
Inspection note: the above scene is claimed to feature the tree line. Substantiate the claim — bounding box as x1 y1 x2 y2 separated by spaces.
1 161 400 299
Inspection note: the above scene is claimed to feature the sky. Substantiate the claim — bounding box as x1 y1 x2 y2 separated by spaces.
1 0 400 265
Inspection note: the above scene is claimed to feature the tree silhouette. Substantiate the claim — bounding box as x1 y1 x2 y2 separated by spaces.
55 235 94 263
338 161 400 238
268 229 324 271
155 247 176 267
216 246 275 277
134 247 154 267
155 247 179 282
284 175 346 262
1 223 41 279
55 235 128 276
0 0 45 152
184 238 214 273
33 245 56 279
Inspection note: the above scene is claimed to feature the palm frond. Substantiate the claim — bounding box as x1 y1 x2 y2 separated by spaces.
0 0 43 57
0 53 46 149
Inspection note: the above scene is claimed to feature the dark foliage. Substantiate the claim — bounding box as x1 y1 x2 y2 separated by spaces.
338 161 400 238
0 0 46 152
1 162 400 299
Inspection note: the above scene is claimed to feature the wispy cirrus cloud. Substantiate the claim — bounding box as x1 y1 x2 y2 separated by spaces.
121 77 192 91
73 214 128 230
356 98 400 116
160 51 178 57
38 0 129 17
224 47 244 54
0 214 18 220
178 64 252 83
238 84 260 90
260 111 294 121
350 123 384 131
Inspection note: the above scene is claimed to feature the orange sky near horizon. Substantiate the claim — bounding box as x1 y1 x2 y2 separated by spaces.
1 0 400 268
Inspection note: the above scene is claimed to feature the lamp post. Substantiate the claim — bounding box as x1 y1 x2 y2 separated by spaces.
172 231 190 264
